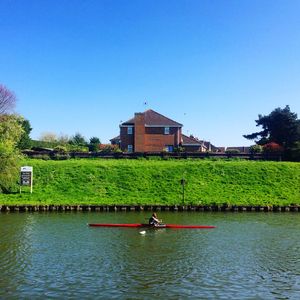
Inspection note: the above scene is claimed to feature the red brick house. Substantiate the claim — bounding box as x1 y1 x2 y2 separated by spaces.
111 110 182 152
181 134 207 152
110 109 211 153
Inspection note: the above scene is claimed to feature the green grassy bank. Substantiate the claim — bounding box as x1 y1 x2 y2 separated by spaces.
0 159 299 206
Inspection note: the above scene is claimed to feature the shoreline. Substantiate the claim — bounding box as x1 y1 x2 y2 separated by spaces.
1 204 299 212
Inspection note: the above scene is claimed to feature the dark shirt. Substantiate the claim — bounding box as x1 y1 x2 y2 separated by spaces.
149 216 158 225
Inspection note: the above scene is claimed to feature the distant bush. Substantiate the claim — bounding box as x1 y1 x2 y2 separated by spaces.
51 153 70 160
249 145 263 154
53 146 68 153
31 139 60 149
175 146 185 153
225 149 240 154
88 143 100 152
99 144 120 153
88 137 101 152
68 145 89 152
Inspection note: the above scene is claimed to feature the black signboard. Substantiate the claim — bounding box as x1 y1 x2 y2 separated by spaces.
21 171 32 186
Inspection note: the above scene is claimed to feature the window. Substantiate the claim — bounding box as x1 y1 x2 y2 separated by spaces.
128 145 133 153
127 126 133 134
164 127 170 135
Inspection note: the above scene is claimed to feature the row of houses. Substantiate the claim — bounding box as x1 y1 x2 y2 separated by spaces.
110 109 250 153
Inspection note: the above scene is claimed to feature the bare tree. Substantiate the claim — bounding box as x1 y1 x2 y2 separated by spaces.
39 132 58 142
0 84 16 114
57 133 70 144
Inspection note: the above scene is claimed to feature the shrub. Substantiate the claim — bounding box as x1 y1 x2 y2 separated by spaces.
263 142 283 153
249 145 263 154
114 147 122 153
32 154 51 160
88 143 99 152
51 153 70 160
175 146 185 153
68 145 89 152
0 115 23 193
99 144 120 153
53 145 68 153
225 149 240 154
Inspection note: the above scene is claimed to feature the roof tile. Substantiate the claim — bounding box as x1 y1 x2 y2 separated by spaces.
122 109 182 127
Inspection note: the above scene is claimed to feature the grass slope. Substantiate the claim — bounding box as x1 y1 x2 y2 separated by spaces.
0 159 299 206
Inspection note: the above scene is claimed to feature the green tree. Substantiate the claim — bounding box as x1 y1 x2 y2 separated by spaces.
17 119 32 149
0 115 24 193
249 144 263 154
69 133 87 146
88 137 101 152
244 106 300 160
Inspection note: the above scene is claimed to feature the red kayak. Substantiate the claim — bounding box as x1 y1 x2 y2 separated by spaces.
88 223 215 229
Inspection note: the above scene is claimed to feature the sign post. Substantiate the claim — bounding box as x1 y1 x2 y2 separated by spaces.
20 166 33 194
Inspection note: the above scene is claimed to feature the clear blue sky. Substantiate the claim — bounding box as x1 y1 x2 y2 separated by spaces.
1 0 299 147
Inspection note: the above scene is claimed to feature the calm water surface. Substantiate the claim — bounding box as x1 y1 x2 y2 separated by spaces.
1 212 300 299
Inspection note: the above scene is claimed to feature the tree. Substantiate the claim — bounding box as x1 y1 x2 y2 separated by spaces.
40 132 57 143
0 115 24 193
88 137 101 152
57 133 69 145
249 144 263 154
17 119 32 149
244 106 300 159
0 84 16 114
69 133 87 146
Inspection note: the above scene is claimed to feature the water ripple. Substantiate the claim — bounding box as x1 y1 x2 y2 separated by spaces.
1 212 300 299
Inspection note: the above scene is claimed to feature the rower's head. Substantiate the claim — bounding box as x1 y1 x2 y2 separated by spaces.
152 213 157 218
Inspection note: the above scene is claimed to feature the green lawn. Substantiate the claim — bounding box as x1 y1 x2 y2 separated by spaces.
1 158 299 206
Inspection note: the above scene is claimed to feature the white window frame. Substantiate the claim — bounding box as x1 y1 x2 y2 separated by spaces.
127 126 133 135
164 127 170 135
128 145 133 153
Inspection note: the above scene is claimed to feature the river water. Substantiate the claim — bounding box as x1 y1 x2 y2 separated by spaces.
0 212 300 299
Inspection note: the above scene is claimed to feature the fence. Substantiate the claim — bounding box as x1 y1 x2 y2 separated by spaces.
22 150 282 161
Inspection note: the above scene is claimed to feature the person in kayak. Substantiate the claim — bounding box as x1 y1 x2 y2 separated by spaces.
149 213 161 227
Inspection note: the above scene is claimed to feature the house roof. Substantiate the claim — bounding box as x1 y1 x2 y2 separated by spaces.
121 109 183 127
110 135 120 142
181 134 205 146
201 141 219 152
181 135 221 151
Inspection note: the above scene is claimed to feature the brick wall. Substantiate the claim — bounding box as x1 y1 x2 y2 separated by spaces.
134 113 145 152
144 134 176 152
120 114 182 152
120 127 134 151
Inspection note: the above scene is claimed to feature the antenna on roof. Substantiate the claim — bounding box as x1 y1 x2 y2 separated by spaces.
143 100 148 109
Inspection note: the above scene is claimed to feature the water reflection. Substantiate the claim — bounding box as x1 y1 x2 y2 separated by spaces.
0 212 300 299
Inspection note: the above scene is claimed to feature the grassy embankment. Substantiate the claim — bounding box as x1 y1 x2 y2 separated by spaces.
0 159 299 206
